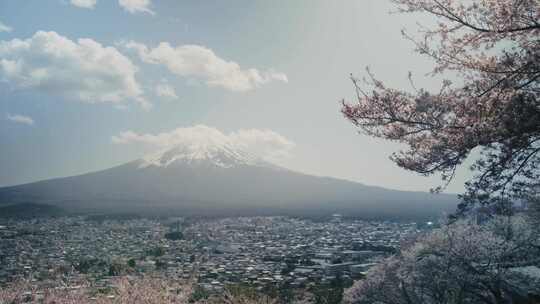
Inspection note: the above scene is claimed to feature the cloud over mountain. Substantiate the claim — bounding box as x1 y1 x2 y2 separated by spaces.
112 125 295 163
227 129 296 163
124 41 287 92
0 31 148 108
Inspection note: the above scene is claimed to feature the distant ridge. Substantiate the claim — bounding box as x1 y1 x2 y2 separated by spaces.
0 143 458 220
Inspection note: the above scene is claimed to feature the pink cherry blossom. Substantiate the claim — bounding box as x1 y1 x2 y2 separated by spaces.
342 0 540 212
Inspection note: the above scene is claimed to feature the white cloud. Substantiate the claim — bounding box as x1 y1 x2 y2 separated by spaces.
228 129 296 162
118 0 155 15
124 41 288 92
0 31 148 108
0 21 12 33
6 113 34 125
155 83 178 99
112 125 295 163
70 0 97 9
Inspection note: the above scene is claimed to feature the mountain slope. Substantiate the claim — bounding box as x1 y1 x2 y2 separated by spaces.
0 144 458 220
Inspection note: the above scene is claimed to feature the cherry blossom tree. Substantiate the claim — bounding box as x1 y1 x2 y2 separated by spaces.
0 277 280 303
344 216 540 304
341 0 540 214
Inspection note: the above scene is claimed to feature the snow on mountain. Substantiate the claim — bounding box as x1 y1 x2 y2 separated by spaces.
137 138 269 169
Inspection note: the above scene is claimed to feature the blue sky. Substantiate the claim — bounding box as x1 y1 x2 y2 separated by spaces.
0 0 473 192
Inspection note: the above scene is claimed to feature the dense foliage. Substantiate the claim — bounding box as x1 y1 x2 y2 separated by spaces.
165 231 184 241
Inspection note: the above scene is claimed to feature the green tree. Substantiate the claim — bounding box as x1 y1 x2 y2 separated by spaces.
190 286 210 302
108 261 126 276
146 246 165 257
127 258 136 268
312 277 345 304
164 231 184 240
155 259 166 269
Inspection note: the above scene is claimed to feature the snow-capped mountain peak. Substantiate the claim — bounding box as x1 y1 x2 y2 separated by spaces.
138 140 267 169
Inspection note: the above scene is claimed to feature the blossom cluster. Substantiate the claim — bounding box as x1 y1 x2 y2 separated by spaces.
342 0 540 210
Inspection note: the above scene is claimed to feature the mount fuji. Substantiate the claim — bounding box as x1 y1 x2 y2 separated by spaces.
0 141 458 220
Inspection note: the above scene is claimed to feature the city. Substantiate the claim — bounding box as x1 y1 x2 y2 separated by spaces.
0 215 424 295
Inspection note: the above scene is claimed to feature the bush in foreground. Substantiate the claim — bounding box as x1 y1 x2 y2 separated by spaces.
0 277 281 304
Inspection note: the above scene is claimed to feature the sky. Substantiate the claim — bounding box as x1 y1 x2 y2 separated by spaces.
0 0 474 192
